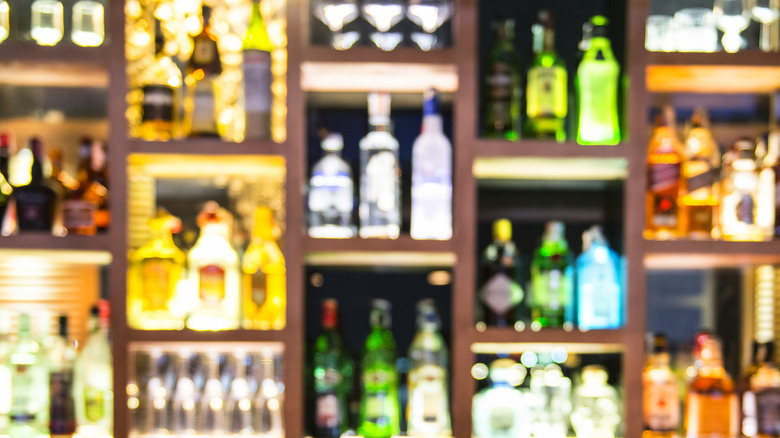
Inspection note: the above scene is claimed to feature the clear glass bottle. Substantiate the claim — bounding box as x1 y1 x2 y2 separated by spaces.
242 0 273 141
200 352 226 434
242 206 286 330
642 333 680 436
645 106 684 240
483 17 521 140
172 351 197 435
529 364 571 438
478 218 524 328
570 365 621 438
757 133 777 239
530 221 574 328
472 358 530 438
253 351 284 437
525 9 567 142
359 92 401 239
685 336 738 438
410 88 452 241
8 313 48 438
720 138 765 241
184 5 223 138
575 225 622 330
680 108 721 239
742 340 780 438
309 132 355 238
144 350 169 434
138 20 183 141
227 352 254 434
62 137 97 235
73 301 113 438
48 315 77 436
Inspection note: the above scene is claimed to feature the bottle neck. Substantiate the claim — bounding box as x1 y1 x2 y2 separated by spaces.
542 27 556 53
422 113 442 133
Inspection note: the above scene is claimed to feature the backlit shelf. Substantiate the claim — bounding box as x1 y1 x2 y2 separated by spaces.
128 138 286 157
301 60 458 93
474 153 628 182
643 239 780 269
0 42 109 88
125 328 293 344
0 233 113 262
303 235 456 267
471 327 626 354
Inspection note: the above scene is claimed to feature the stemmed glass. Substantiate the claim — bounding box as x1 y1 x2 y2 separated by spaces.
406 0 452 50
312 0 360 50
361 0 405 50
749 0 780 51
713 0 751 52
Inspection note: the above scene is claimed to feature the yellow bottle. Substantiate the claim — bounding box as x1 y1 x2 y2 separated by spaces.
242 206 286 330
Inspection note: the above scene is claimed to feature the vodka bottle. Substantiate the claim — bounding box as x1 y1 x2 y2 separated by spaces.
48 315 77 435
309 133 355 238
8 313 49 438
478 218 524 328
472 358 530 438
73 301 113 438
575 225 622 330
530 221 574 328
643 333 680 436
570 365 621 438
359 92 401 239
172 351 197 435
410 89 452 241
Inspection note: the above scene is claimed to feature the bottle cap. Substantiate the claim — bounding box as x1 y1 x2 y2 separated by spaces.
321 133 344 152
493 218 512 242
545 220 565 241
416 298 439 328
422 88 439 117
322 298 339 328
590 15 609 38
646 332 669 354
368 92 391 127
58 314 68 337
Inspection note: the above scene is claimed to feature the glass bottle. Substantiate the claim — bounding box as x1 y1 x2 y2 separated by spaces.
184 5 223 138
742 340 780 437
645 106 684 240
144 350 169 434
0 133 12 233
253 351 284 437
570 365 621 438
8 313 48 438
171 351 197 435
48 315 77 436
62 137 97 235
73 301 112 438
0 309 11 435
70 0 104 47
757 133 777 239
720 138 765 241
530 221 574 328
186 201 241 331
472 358 530 438
679 108 721 239
138 19 183 141
483 17 521 140
529 364 571 438
312 299 353 437
478 218 524 328
642 333 680 437
576 16 620 145
242 0 273 141
200 352 226 434
13 137 56 232
227 352 254 434
308 132 355 238
359 92 401 239
525 9 567 142
358 299 400 438
410 88 452 241
685 336 738 438
30 0 63 46
242 206 286 330
575 225 622 330
406 299 450 436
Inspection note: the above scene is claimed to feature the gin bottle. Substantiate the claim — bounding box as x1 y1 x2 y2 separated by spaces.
642 333 680 436
73 301 112 437
483 17 522 140
359 92 401 239
313 299 353 437
575 225 622 330
8 313 48 438
478 218 524 328
410 89 452 241
472 358 530 438
309 133 355 238
530 221 574 328
525 10 567 141
570 365 621 438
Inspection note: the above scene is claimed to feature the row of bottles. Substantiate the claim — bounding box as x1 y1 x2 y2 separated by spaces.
307 89 452 241
478 220 623 331
645 106 777 241
126 0 284 143
128 347 283 437
483 12 620 144
127 201 286 331
0 301 112 438
0 0 105 46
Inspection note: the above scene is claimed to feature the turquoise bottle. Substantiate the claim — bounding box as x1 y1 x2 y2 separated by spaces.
575 225 622 330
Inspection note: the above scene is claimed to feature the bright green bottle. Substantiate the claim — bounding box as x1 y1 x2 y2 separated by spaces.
576 16 621 145
358 299 400 438
530 221 574 328
525 9 567 142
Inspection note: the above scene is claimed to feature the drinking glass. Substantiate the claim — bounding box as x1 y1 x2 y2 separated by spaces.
713 0 751 52
362 0 405 50
645 14 676 51
674 8 718 52
406 0 451 33
31 0 64 46
71 0 105 47
749 0 780 51
312 0 359 49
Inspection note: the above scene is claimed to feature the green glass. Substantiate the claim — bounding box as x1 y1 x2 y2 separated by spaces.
483 18 521 140
358 299 400 438
525 10 567 142
576 16 620 145
530 221 574 327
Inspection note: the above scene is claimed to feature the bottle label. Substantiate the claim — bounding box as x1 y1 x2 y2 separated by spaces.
643 378 679 431
364 391 390 423
49 370 76 434
737 193 756 225
315 393 340 427
533 269 566 310
480 273 518 315
527 66 566 117
15 189 55 230
686 392 736 436
84 386 105 422
409 364 446 424
192 39 218 67
309 171 353 213
250 269 267 307
63 199 97 232
190 79 218 135
243 49 272 113
142 258 175 311
365 151 397 212
199 264 226 304
487 64 513 101
141 85 174 122
756 388 780 434
489 406 515 431
685 161 715 196
648 162 681 194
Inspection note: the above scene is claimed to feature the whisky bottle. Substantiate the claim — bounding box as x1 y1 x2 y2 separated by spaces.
13 137 56 232
741 340 780 438
645 106 684 240
575 225 622 330
48 315 76 435
308 133 355 238
525 9 567 142
643 333 680 437
184 5 222 138
472 358 530 438
685 335 738 438
478 218 524 328
242 0 273 141
483 17 521 140
757 133 777 239
138 19 182 141
720 138 765 241
530 221 574 328
62 137 97 235
242 206 286 330
679 108 720 239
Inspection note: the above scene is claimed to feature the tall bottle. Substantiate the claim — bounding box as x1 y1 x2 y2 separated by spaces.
358 299 400 438
685 335 738 438
13 137 56 232
359 92 401 239
73 301 113 438
312 299 353 438
570 365 621 438
525 10 567 142
138 19 182 141
742 340 780 438
483 17 522 140
62 137 97 235
184 5 223 138
308 132 355 238
576 15 620 145
8 313 48 438
643 333 680 437
253 350 284 436
645 106 684 240
472 358 530 438
48 315 77 436
680 108 721 239
242 0 273 141
406 299 450 436
186 201 241 331
410 88 452 241
478 218 524 328
757 133 776 239
242 206 286 330
720 138 765 241
530 221 574 328
575 225 622 330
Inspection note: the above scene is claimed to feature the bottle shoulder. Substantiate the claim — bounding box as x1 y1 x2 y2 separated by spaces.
360 130 399 150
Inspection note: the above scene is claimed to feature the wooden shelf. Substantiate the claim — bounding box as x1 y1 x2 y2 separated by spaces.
0 42 109 88
303 235 457 267
127 152 286 179
303 45 457 65
471 327 626 354
0 233 113 261
643 239 780 269
128 138 286 157
126 328 292 344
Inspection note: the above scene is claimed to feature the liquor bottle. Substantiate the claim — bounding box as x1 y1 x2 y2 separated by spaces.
127 209 186 330
570 365 621 438
478 218 524 328
13 137 56 232
253 350 284 436
645 106 684 240
242 206 286 330
242 0 273 141
757 133 777 239
8 313 48 438
528 364 572 438
312 299 353 437
308 132 355 238
642 333 680 437
0 309 11 434
186 201 241 331
483 17 522 140
358 299 400 438
227 352 253 434
472 358 530 438
406 299 451 436
73 301 113 437
685 335 738 438
200 352 226 434
530 221 574 328
144 350 169 434
62 137 97 235
576 16 620 145
48 315 77 435
525 9 567 142
741 340 780 438
172 351 197 435
720 138 765 241
138 19 182 141
359 92 401 239
575 225 622 330
87 140 109 231
184 5 223 138
0 133 12 231
679 108 721 239
410 88 452 241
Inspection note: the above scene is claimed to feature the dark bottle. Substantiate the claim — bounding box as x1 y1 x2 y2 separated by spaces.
88 140 110 231
478 218 524 327
49 315 77 435
483 17 521 140
62 137 97 235
13 137 56 232
742 340 780 437
185 5 223 138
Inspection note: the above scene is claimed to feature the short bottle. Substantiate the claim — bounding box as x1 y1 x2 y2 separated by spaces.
741 340 780 438
679 108 721 239
73 301 113 437
684 335 738 438
410 88 452 241
645 106 684 240
242 206 286 330
48 315 77 436
242 0 273 141
483 17 522 140
525 9 567 142
472 358 530 438
528 363 572 438
642 333 680 436
720 138 765 241
570 365 621 438
308 133 355 238
478 218 524 328
13 137 57 232
575 225 622 330
530 221 574 328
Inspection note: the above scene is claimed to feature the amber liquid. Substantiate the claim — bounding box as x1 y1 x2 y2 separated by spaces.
685 371 738 438
646 126 684 240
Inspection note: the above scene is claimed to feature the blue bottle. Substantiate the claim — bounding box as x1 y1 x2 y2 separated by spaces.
575 226 622 330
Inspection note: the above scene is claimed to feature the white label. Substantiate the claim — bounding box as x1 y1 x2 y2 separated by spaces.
243 49 271 112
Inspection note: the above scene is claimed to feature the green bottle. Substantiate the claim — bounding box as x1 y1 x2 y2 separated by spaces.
358 299 400 438
242 0 273 140
525 9 567 142
576 16 620 145
483 17 522 140
530 221 574 328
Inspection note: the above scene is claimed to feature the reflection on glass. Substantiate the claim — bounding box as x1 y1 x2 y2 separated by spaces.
749 0 780 51
714 0 751 52
31 0 64 46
